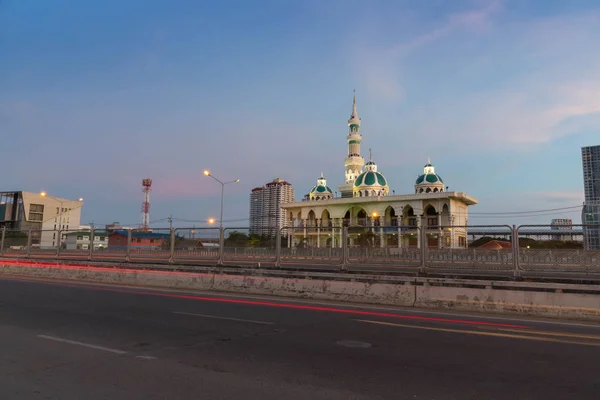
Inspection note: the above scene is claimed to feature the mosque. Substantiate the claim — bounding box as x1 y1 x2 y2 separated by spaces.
281 93 478 248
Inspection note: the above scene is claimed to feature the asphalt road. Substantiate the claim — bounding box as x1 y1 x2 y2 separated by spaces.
1 278 599 399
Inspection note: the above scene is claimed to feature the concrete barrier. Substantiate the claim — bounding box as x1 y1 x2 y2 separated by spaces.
415 279 600 320
0 261 215 291
212 274 416 306
3 259 600 321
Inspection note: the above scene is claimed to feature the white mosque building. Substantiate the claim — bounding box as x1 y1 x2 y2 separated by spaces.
281 93 478 248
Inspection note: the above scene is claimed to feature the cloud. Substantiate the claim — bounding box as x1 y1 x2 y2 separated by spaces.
415 81 600 148
356 1 503 101
357 5 600 151
388 0 502 57
525 190 585 203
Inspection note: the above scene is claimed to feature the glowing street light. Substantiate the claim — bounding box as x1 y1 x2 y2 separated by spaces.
202 170 240 230
208 218 215 225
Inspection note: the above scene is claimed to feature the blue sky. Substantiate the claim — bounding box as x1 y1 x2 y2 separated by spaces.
1 0 599 228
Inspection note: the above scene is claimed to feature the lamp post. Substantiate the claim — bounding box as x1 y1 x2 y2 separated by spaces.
203 170 239 264
40 192 83 248
202 170 239 230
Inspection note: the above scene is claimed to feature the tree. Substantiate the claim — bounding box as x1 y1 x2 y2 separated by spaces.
225 231 249 248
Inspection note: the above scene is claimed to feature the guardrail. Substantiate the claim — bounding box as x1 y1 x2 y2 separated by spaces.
1 224 599 279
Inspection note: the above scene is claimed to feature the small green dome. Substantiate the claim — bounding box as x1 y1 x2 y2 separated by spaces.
354 171 388 187
416 173 444 185
310 185 333 194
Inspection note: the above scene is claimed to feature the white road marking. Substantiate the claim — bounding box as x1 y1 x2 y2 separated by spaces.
136 355 157 360
336 340 372 348
172 311 274 325
37 335 128 354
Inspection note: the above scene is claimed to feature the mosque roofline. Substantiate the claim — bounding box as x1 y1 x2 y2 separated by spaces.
282 191 478 208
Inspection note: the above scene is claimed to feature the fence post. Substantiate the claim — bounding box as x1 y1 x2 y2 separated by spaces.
88 225 94 261
26 229 32 258
218 227 224 266
341 227 348 271
0 226 5 256
55 229 62 259
275 229 282 268
126 230 132 262
419 226 427 275
512 224 521 279
169 228 175 264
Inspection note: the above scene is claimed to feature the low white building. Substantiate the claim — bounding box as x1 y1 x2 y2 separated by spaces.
0 191 84 248
64 231 109 250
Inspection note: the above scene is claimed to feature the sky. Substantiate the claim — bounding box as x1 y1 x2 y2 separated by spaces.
1 0 600 229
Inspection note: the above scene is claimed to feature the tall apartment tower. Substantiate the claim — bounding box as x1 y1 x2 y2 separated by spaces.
250 178 294 236
582 145 600 250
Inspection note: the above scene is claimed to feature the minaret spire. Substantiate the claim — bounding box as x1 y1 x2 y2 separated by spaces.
340 90 365 198
369 148 372 161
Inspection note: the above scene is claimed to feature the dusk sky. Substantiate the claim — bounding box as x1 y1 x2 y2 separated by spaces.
2 0 599 228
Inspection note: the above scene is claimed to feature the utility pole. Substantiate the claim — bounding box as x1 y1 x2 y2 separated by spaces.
168 215 173 231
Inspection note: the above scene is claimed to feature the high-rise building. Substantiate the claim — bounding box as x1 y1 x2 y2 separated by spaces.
550 218 573 241
249 178 294 236
582 145 600 250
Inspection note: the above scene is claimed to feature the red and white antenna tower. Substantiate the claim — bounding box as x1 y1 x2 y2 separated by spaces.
141 178 152 231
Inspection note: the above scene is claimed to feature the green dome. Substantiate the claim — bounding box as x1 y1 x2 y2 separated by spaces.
310 185 333 194
365 161 376 166
354 171 387 187
416 173 444 185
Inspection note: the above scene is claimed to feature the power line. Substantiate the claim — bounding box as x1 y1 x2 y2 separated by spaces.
469 209 582 219
469 205 582 216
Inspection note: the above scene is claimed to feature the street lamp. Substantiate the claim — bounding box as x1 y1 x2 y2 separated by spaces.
202 170 239 230
203 170 239 265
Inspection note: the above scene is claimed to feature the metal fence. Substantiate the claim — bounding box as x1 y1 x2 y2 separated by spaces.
172 227 221 263
283 226 344 266
1 225 600 278
425 225 515 272
516 225 600 274
346 225 421 268
222 227 277 264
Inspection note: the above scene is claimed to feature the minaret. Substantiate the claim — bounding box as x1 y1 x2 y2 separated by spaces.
338 90 365 198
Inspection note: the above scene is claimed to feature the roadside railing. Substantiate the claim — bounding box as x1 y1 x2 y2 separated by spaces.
425 225 515 272
1 224 599 278
516 225 600 274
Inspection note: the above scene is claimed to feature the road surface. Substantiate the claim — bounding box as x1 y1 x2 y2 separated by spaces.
0 277 599 399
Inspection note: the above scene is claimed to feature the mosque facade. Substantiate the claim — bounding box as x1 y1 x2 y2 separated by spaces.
281 94 478 248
